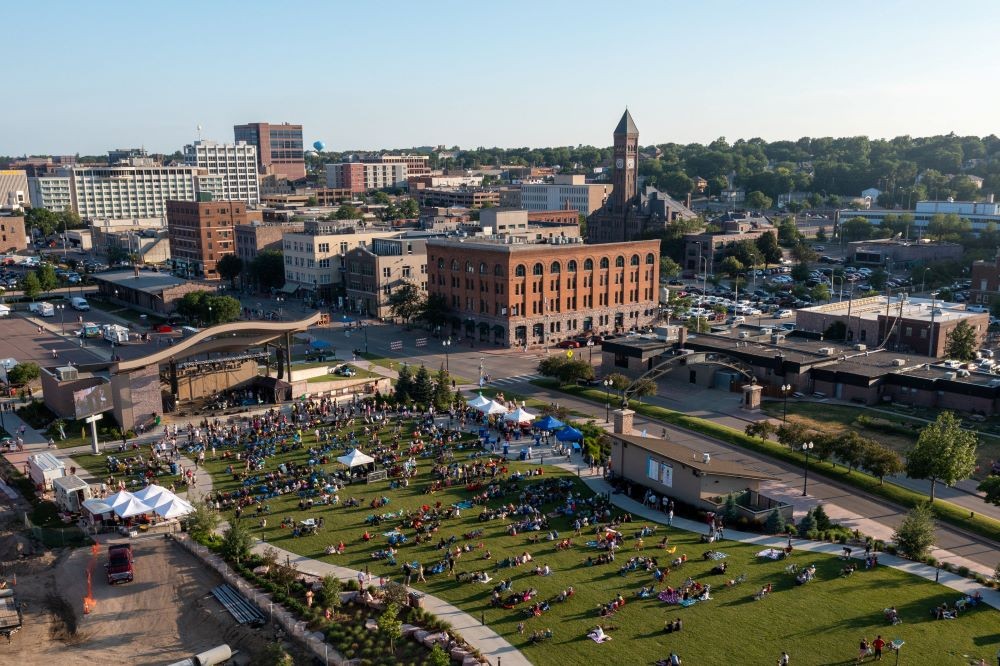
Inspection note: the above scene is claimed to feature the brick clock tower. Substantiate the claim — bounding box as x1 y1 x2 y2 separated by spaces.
610 109 639 214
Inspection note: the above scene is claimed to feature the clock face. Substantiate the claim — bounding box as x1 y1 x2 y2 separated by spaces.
627 159 634 169
615 158 624 169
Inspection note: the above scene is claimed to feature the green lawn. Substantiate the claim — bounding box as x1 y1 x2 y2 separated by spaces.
360 351 472 385
200 422 997 665
306 366 381 383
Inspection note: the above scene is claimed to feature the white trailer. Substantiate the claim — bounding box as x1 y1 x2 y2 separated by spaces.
102 324 130 344
27 452 66 491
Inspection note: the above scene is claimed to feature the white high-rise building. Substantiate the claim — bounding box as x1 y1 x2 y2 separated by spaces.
184 140 260 206
57 165 206 220
27 176 73 212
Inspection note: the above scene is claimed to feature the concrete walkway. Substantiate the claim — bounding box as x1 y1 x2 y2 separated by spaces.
556 463 1000 611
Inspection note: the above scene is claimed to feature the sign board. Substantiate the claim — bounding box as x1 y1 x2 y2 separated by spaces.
366 470 388 484
415 338 427 347
73 383 113 420
390 341 403 351
566 350 573 358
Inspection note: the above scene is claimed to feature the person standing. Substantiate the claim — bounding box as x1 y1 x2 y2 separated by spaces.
779 651 790 665
858 637 870 663
872 636 885 661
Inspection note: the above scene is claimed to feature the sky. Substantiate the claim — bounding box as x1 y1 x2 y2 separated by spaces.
4 0 1000 156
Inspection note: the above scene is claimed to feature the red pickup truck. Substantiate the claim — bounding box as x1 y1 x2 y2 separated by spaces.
105 544 134 584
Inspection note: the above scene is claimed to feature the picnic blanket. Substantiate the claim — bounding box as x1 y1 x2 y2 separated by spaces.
452 500 474 510
757 548 783 560
383 530 402 538
679 598 698 608
705 551 728 561
585 540 600 548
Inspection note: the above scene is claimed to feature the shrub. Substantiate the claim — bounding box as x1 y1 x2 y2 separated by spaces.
812 504 832 531
956 565 970 578
764 508 786 534
893 503 936 560
797 509 817 537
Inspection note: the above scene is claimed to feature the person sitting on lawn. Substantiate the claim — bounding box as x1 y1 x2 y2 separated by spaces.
361 530 372 542
587 625 610 642
711 561 728 575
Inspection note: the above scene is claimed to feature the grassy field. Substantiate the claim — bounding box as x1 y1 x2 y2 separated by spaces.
359 351 472 385
197 421 997 666
306 365 381 383
762 400 1000 479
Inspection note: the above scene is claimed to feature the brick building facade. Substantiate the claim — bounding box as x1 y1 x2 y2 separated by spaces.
426 237 660 347
167 199 247 280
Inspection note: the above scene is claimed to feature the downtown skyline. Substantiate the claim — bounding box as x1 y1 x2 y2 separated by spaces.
4 0 1000 155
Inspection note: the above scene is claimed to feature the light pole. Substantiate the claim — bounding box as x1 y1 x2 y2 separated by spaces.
56 304 65 335
921 267 930 295
442 338 451 372
603 378 611 422
927 290 940 357
801 441 814 495
361 322 369 354
479 357 485 387
275 295 284 319
587 338 595 364
781 383 791 422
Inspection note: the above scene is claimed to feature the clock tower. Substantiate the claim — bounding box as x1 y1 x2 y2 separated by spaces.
610 109 639 214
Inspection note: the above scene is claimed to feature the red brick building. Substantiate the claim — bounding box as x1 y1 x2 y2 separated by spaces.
167 199 246 280
426 237 660 347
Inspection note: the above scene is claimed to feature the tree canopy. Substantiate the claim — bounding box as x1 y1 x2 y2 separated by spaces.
387 283 425 324
905 411 978 501
248 250 286 291
176 291 242 325
216 254 243 288
943 320 978 361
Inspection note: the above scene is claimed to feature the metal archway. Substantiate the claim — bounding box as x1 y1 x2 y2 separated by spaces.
623 350 755 402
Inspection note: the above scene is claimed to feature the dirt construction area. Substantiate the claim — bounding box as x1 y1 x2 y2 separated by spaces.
0 515 282 665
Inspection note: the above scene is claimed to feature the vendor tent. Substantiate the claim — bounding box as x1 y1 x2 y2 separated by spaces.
81 498 114 517
466 393 491 409
478 399 509 416
503 406 535 423
534 415 564 431
337 449 375 468
310 339 331 349
132 484 170 504
555 426 584 442
154 497 195 519
104 490 137 510
114 496 153 518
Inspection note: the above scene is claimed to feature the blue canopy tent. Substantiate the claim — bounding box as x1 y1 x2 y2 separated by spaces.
534 415 565 431
310 339 332 349
555 426 583 442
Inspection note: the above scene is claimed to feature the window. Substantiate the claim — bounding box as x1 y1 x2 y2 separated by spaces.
479 262 488 274
515 264 526 277
318 243 330 253
550 261 561 274
403 266 412 278
494 264 504 276
451 259 459 270
631 254 640 266
615 256 625 268
646 253 655 265
466 261 474 273
533 262 544 276
567 260 577 273
383 267 391 278
437 258 445 269
600 257 609 269
584 258 594 271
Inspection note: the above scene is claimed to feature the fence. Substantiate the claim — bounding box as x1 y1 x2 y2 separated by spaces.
22 513 90 548
172 534 348 666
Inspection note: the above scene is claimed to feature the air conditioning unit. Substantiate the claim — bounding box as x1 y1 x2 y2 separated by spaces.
944 371 958 380
891 358 906 367
55 366 78 382
854 344 867 351
818 347 833 355
739 331 750 339
702 453 711 464
771 334 785 344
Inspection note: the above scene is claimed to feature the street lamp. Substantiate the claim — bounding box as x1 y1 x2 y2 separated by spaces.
921 267 931 295
603 378 612 422
361 321 369 354
442 338 451 372
928 290 940 357
57 304 65 335
586 338 595 364
479 357 485 387
801 441 814 496
781 384 791 422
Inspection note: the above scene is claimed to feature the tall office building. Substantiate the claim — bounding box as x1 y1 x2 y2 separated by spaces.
183 140 260 206
56 164 207 220
234 122 306 181
167 199 246 280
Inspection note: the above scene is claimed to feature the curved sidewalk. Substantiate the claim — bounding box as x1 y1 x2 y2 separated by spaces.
561 465 1000 611
249 539 530 666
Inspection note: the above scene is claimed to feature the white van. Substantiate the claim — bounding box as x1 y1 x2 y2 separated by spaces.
70 297 90 311
29 302 55 317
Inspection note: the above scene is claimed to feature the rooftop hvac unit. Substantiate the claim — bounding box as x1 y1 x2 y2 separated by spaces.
55 366 78 382
818 347 833 355
891 358 906 367
702 453 711 464
771 334 785 344
944 371 958 380
958 369 970 377
854 344 867 351
739 331 750 339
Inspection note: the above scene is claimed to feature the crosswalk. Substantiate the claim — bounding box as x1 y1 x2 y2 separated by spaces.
489 373 542 386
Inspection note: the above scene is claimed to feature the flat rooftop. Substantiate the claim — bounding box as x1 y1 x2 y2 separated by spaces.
91 271 188 293
800 295 981 324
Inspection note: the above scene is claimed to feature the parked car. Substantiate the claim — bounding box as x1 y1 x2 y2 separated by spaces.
556 339 580 349
774 309 794 319
106 544 134 584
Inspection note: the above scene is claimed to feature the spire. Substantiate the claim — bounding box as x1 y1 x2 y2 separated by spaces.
614 109 638 135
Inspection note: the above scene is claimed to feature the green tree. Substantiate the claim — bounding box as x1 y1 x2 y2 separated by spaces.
892 503 936 560
419 293 451 329
216 254 244 289
186 500 220 542
248 250 286 291
371 191 391 205
869 269 889 291
791 242 818 263
719 256 744 277
943 320 978 361
204 294 242 324
764 508 786 534
722 494 740 523
36 264 58 293
810 283 831 302
790 262 811 282
427 644 451 666
841 217 873 242
730 240 763 268
776 421 808 448
411 365 434 406
433 364 452 411
926 213 971 242
537 356 594 385
906 411 978 501
7 362 40 386
978 476 1000 506
745 191 773 211
22 271 41 301
306 196 319 206
394 364 413 403
860 442 904 485
659 256 681 278
812 504 832 531
745 420 777 441
250 643 294 666
335 204 361 220
387 283 426 324
220 518 253 563
378 602 403 653
754 232 783 265
777 217 801 247
628 377 657 404
399 198 420 218
835 431 868 473
797 508 818 538
815 226 827 242
319 574 343 611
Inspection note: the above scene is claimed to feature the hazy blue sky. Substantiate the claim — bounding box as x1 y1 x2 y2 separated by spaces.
5 0 1000 155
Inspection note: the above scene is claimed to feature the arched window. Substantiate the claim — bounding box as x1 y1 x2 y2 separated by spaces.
466 261 474 273
550 261 561 274
584 258 594 271
479 262 488 274
646 253 655 265
615 256 625 268
567 260 577 273
437 258 445 269
494 264 504 276
630 254 640 266
451 259 459 270
515 264 526 277
599 257 609 269
533 262 544 276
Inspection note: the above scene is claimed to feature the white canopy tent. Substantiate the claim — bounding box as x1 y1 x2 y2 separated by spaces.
466 393 491 409
114 496 154 518
149 489 192 512
503 406 536 423
104 490 137 510
154 497 195 519
478 399 509 416
132 484 171 505
81 498 115 516
337 449 375 468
